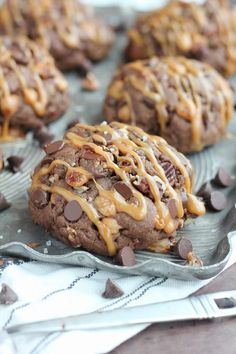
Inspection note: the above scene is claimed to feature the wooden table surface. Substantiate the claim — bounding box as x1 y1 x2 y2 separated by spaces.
110 263 236 354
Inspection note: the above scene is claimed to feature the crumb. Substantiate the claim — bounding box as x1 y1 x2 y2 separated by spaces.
81 73 100 91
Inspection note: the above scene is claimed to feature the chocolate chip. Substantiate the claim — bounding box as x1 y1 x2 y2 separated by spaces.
78 58 92 76
44 140 65 155
107 96 117 107
102 278 124 299
34 126 54 147
174 237 193 260
161 161 176 185
212 168 232 188
82 149 105 161
0 283 18 305
168 199 178 218
12 46 29 65
114 246 136 266
7 155 23 173
40 156 54 167
143 96 155 109
81 73 100 91
31 188 49 208
97 131 113 145
180 191 188 209
64 200 82 222
0 193 11 212
114 182 132 200
197 181 213 199
67 118 80 130
110 20 126 33
206 191 226 211
215 297 236 309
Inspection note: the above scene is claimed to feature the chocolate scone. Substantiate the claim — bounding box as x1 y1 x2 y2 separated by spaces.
0 36 68 142
29 122 205 257
126 0 236 77
103 57 233 153
0 0 114 71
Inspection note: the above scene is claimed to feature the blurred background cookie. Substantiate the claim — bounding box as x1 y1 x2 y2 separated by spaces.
104 57 233 153
126 0 236 77
0 0 115 71
0 36 69 142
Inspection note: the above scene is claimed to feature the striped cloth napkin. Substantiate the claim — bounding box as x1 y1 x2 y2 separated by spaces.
0 233 236 354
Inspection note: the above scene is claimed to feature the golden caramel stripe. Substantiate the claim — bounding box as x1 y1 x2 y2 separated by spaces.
32 159 93 181
66 132 148 220
37 183 116 256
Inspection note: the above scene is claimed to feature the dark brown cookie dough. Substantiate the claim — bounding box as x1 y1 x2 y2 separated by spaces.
103 57 233 153
29 122 205 257
0 36 69 142
0 0 114 71
126 0 236 77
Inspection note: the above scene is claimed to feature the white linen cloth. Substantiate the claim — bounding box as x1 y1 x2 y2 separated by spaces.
0 234 236 354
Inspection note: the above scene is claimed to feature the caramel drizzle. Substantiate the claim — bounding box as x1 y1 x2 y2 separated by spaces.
0 37 67 142
129 0 236 77
0 0 104 50
31 122 205 256
108 56 233 151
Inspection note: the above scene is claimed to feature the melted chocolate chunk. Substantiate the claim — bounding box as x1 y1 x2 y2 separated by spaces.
67 118 80 130
31 188 49 208
7 155 24 173
174 237 193 260
34 126 54 147
206 191 226 211
168 198 178 218
0 283 18 305
44 140 65 155
212 168 232 187
0 193 11 212
64 200 82 222
114 246 136 266
102 278 124 299
114 182 132 200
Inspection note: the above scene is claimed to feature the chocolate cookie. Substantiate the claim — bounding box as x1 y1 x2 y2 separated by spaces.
0 0 114 71
0 36 69 142
126 0 236 77
103 57 233 153
29 122 205 257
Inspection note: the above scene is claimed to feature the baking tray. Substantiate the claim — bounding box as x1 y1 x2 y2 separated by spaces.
1 8 236 281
